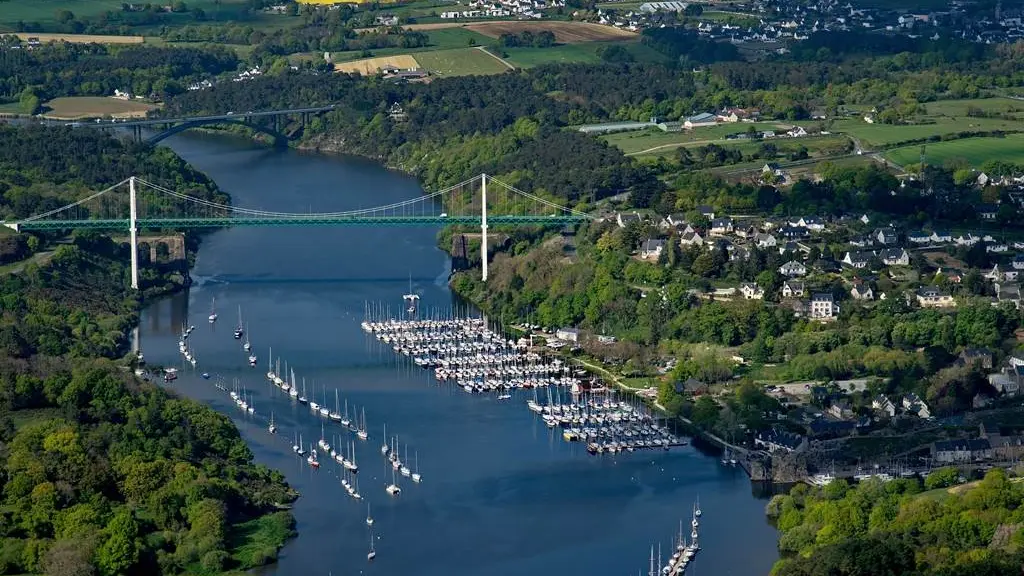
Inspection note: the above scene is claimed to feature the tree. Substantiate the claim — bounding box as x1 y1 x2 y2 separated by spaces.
924 467 960 490
96 510 139 576
42 539 95 576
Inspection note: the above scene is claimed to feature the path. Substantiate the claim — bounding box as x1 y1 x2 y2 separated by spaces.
625 138 720 156
0 251 54 276
477 46 516 70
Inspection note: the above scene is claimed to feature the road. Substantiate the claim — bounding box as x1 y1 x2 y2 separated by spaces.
478 46 516 70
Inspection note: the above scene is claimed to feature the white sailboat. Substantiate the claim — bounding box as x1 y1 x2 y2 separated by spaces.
297 434 306 456
233 306 244 339
400 444 411 478
367 530 376 561
299 378 309 405
357 407 368 440
268 412 277 434
291 432 300 453
244 323 252 352
381 423 389 455
329 389 342 422
695 496 701 518
385 465 401 496
411 451 422 483
366 502 374 526
266 347 275 381
208 297 217 323
288 369 298 398
341 399 351 427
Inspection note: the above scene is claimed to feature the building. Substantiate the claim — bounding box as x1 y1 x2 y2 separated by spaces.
782 280 805 298
754 429 807 453
616 212 641 228
875 228 898 245
989 368 1022 396
675 377 708 396
810 292 839 319
740 282 765 300
872 395 896 417
555 327 579 343
640 239 666 260
696 205 715 220
903 393 931 419
907 230 931 244
755 233 777 248
916 286 955 308
663 213 689 230
684 112 718 128
828 400 854 420
790 216 825 231
880 248 910 266
997 282 1023 307
850 283 874 300
931 230 952 243
679 230 703 247
842 251 871 269
709 217 734 236
779 260 807 277
932 438 991 463
976 203 999 220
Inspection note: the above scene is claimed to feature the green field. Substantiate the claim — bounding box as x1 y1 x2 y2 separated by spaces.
0 0 260 27
601 123 788 155
924 97 1024 117
833 115 1024 148
884 134 1024 168
414 47 510 76
503 40 667 68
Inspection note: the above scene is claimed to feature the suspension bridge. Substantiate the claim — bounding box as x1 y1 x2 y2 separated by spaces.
2 173 592 288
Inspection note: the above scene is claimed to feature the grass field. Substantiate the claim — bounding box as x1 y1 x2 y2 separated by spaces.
924 97 1024 117
833 115 1024 148
0 102 22 114
466 21 636 42
502 40 666 68
334 54 421 74
41 96 157 119
0 0 255 26
414 47 510 76
10 32 144 44
601 123 788 154
884 134 1024 168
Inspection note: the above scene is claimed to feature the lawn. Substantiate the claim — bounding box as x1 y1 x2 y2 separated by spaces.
414 47 510 76
41 96 157 119
925 97 1024 118
884 134 1024 168
601 123 789 155
0 102 22 114
832 115 1024 148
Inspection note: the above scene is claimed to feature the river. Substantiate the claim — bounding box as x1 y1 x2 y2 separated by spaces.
137 133 780 576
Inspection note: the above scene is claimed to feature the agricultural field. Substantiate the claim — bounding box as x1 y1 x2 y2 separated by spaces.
832 114 1024 148
0 0 255 27
41 96 157 119
924 97 1024 118
414 47 511 76
9 32 144 44
334 54 421 74
601 123 791 155
883 134 1024 168
466 21 637 42
503 40 667 68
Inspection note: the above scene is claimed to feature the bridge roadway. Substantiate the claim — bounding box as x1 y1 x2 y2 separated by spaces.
7 214 587 232
46 105 339 129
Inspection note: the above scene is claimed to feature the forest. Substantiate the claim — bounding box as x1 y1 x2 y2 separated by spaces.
0 126 295 575
766 469 1024 576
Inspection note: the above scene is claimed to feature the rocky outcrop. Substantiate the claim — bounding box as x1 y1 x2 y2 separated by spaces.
750 452 809 484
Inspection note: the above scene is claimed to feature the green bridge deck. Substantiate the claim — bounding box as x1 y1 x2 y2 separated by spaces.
8 214 588 231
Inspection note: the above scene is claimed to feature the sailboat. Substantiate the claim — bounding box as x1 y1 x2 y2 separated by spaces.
357 407 368 440
411 451 422 483
367 530 376 561
307 444 319 469
247 393 255 415
366 502 374 526
233 306 244 339
291 432 300 453
268 412 277 434
400 444 411 478
349 441 359 472
381 423 390 455
318 422 331 453
497 385 511 401
243 323 252 351
299 378 309 405
297 434 306 456
208 297 217 323
288 369 299 398
341 399 351 427
329 390 342 422
266 348 275 381
385 465 401 496
403 273 419 315
695 496 702 518
318 388 330 418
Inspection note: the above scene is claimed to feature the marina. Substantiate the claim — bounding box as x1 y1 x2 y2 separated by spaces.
135 131 778 576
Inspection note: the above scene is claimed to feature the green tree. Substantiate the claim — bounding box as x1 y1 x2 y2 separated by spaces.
96 510 139 576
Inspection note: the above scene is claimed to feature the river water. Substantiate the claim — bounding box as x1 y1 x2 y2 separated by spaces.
137 133 779 576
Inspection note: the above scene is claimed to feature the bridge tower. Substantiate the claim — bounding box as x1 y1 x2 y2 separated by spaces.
481 173 488 282
129 176 139 290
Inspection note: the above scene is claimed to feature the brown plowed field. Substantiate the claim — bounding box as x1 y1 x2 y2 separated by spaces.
465 21 636 42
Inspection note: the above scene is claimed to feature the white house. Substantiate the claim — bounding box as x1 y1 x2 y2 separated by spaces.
755 233 778 248
616 212 641 228
954 233 980 246
916 285 956 308
781 280 805 298
907 230 931 244
710 217 734 236
875 228 898 245
851 283 874 300
640 239 667 260
684 112 718 128
790 216 825 231
930 230 952 243
555 327 580 343
810 292 839 319
740 282 765 300
872 395 896 417
779 260 807 277
842 251 870 269
679 231 704 247
880 248 910 266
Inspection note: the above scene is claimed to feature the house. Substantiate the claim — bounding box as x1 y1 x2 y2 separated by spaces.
664 213 689 230
850 283 874 300
683 112 718 128
709 217 734 236
880 248 910 266
996 282 1022 307
755 233 777 248
907 230 931 244
782 280 805 298
779 260 807 277
740 282 765 300
930 230 952 243
675 377 708 396
735 225 759 239
976 203 999 220
790 216 825 231
779 226 809 240
639 239 666 260
916 285 955 308
903 393 932 418
616 212 641 228
555 327 580 343
958 347 993 370
932 439 991 463
828 400 854 420
679 230 704 247
842 251 871 269
696 205 715 220
1011 254 1024 270
985 264 1003 282
810 292 839 319
872 395 896 417
954 233 980 246
808 418 857 438
989 368 1022 396
874 228 898 245
754 429 807 453
787 126 808 138
849 236 872 248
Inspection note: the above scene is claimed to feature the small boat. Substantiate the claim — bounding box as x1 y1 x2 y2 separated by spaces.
411 451 422 483
366 502 374 526
248 353 258 366
201 372 210 380
247 393 255 415
400 445 411 478
695 496 701 518
357 407 368 440
329 390 342 422
381 423 389 455
385 466 401 496
367 530 376 561
233 306 243 339
341 399 351 427
297 434 306 456
291 432 300 453
307 445 320 468
208 297 217 323
268 412 277 434
299 378 309 405
243 324 252 352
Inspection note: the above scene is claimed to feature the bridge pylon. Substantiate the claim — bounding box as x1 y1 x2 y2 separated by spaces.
129 176 139 290
481 173 488 282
